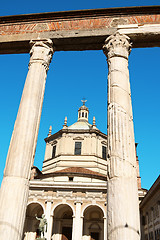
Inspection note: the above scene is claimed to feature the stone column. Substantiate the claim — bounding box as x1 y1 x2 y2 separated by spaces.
0 39 53 240
103 32 140 240
45 200 53 240
72 201 83 240
104 217 107 240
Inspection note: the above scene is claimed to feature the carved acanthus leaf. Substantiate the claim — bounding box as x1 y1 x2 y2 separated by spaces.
103 32 131 59
29 39 54 71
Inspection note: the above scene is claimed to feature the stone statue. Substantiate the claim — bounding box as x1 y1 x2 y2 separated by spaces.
35 214 47 239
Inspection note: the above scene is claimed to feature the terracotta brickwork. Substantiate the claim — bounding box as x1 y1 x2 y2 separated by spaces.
0 14 160 36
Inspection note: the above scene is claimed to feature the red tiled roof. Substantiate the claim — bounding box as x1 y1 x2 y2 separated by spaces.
54 167 106 177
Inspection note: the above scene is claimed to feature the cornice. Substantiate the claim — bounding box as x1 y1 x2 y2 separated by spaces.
35 169 107 181
29 180 107 191
44 129 63 142
42 153 108 165
44 127 107 143
140 175 160 208
0 6 160 24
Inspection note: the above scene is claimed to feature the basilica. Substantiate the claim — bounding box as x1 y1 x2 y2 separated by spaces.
23 101 146 240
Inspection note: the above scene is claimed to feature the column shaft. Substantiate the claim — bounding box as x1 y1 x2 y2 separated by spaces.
72 202 83 240
0 39 53 240
45 201 53 240
104 217 107 240
103 32 140 240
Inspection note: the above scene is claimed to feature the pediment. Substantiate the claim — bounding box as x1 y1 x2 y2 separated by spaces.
51 140 58 145
101 141 107 145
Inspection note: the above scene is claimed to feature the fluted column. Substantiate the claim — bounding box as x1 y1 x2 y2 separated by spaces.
103 32 140 240
0 39 54 240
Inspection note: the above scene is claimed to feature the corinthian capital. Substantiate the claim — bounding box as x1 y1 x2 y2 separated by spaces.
29 39 54 71
103 32 131 59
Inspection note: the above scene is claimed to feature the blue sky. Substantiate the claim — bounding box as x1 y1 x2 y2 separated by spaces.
0 0 160 190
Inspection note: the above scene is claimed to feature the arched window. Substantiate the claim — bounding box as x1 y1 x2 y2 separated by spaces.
83 205 104 240
52 204 73 240
23 203 44 239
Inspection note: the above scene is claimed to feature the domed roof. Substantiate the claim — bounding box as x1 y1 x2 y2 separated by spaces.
68 121 91 130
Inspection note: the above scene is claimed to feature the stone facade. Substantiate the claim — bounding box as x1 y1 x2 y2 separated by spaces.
1 6 160 54
23 102 144 240
140 175 160 240
43 110 108 176
1 13 160 37
0 39 54 240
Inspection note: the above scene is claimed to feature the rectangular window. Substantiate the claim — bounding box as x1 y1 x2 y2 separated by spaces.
75 142 82 155
69 177 74 181
102 146 107 160
52 145 56 158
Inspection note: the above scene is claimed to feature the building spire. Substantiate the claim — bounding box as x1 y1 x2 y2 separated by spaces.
81 98 87 106
63 116 68 129
92 116 97 129
48 125 52 136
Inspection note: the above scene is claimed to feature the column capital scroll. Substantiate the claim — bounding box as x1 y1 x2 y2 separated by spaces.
103 32 131 59
29 39 54 71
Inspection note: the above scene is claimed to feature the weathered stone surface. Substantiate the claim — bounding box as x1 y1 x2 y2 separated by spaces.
0 6 160 53
0 39 54 240
0 6 158 240
103 32 140 240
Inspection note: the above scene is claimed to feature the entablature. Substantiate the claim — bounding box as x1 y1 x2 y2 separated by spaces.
45 128 107 143
1 6 160 54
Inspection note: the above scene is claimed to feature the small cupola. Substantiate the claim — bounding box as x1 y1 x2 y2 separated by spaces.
78 99 89 122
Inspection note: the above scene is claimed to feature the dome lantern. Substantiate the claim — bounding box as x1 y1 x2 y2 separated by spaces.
78 99 89 122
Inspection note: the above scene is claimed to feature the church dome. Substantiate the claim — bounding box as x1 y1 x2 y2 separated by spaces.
68 120 91 130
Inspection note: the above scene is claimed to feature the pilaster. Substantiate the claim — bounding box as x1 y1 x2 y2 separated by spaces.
146 212 149 240
91 133 96 155
151 207 155 240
